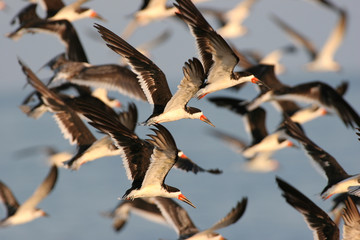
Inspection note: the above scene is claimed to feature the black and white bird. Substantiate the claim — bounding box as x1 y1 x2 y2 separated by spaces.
271 7 347 72
75 98 196 207
276 177 360 240
154 196 248 239
0 165 58 227
307 128 360 199
174 0 266 99
70 100 220 173
245 77 360 129
95 23 214 127
20 0 104 22
282 117 360 209
38 0 105 22
245 64 349 124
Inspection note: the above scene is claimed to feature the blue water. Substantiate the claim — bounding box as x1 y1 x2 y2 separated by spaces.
1 0 360 239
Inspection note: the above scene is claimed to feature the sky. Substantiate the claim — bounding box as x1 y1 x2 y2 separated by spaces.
0 0 360 239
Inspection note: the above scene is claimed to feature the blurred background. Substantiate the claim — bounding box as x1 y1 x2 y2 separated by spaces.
0 0 359 239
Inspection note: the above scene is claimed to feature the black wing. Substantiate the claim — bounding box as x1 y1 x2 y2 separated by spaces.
282 117 350 193
94 23 172 113
276 177 339 240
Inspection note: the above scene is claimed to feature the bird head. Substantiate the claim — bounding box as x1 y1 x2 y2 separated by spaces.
187 107 215 127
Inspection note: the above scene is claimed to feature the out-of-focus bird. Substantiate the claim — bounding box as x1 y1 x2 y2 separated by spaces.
0 165 58 227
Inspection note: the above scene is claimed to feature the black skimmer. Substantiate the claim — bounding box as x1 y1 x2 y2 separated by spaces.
246 64 349 124
95 24 215 126
208 98 294 171
47 55 147 102
271 8 347 72
245 70 360 128
174 0 266 99
154 196 248 239
91 124 199 208
276 177 360 240
91 120 196 207
282 117 360 208
73 98 221 174
309 128 360 199
72 96 196 206
40 0 105 22
200 0 258 39
0 165 58 227
11 0 104 26
245 64 319 122
102 198 167 232
324 175 360 200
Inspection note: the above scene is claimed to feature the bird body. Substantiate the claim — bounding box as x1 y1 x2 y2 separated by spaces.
322 174 360 200
0 166 58 227
75 97 196 207
174 0 264 100
247 81 360 128
95 23 214 126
